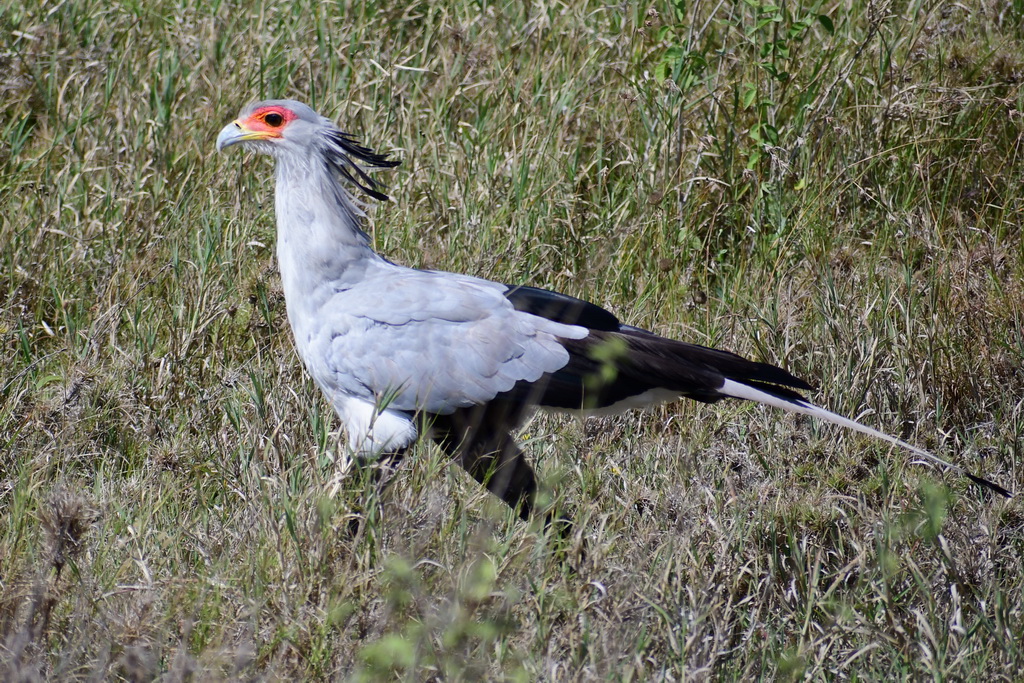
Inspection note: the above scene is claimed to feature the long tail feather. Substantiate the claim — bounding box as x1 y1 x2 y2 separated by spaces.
719 379 1012 498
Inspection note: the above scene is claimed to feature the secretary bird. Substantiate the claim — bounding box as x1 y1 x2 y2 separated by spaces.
216 100 1010 522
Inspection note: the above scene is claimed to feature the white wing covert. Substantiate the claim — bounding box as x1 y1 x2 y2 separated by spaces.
305 269 587 415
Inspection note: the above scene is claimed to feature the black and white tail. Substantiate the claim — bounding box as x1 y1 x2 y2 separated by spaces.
500 284 1013 498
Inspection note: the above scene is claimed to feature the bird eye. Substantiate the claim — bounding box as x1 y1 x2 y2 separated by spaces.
264 112 284 127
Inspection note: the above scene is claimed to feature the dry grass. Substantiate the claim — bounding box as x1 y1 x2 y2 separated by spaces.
1 0 1023 679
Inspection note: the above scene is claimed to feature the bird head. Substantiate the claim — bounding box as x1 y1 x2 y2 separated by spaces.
216 100 328 157
217 99 399 200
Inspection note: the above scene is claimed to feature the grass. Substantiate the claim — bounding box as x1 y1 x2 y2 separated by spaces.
1 0 1023 678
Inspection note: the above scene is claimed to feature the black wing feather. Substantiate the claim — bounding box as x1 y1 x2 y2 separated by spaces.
509 331 811 410
503 285 621 330
498 282 812 411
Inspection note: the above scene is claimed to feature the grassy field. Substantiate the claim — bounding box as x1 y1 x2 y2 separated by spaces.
2 0 1023 678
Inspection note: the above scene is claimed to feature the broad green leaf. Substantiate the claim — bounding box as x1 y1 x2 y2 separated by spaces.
741 83 757 109
654 59 671 84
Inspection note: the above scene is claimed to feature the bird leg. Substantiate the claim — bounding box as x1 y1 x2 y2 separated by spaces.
455 434 538 521
432 414 583 578
353 448 408 490
431 405 539 521
346 447 408 538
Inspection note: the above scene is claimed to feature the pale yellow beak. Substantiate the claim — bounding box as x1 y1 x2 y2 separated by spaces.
216 120 272 151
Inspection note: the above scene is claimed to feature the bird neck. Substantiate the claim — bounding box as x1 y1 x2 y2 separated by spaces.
272 155 386 300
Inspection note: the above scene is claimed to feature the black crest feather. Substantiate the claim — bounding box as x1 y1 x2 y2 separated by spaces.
322 130 400 201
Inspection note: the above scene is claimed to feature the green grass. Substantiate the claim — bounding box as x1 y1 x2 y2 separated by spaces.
2 0 1023 678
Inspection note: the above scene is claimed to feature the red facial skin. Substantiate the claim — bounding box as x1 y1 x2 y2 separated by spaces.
238 105 297 138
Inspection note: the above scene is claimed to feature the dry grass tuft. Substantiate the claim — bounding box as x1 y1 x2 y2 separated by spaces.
39 487 98 576
2 487 97 680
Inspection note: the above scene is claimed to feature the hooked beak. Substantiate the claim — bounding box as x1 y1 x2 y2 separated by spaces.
216 120 271 152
